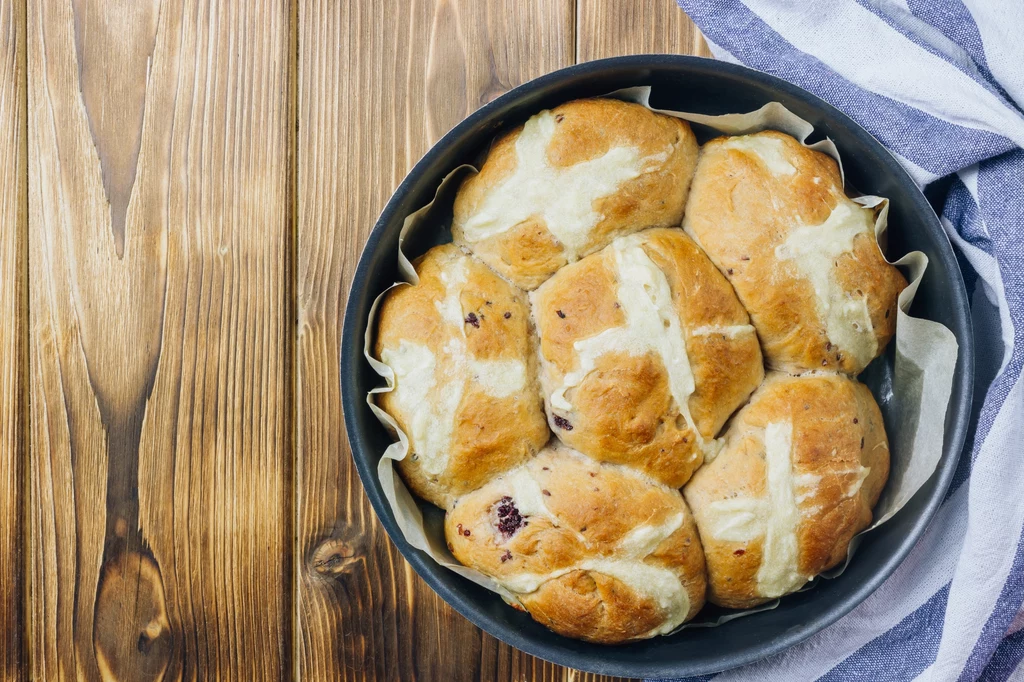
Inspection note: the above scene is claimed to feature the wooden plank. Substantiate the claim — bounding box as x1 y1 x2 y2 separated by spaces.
576 0 713 62
27 1 293 679
295 1 582 680
0 0 26 677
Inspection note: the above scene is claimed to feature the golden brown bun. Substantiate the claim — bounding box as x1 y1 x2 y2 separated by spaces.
446 444 706 643
531 227 764 488
374 244 550 508
684 372 889 609
682 131 906 375
453 98 700 290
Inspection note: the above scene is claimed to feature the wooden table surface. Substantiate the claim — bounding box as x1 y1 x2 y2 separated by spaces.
0 1 710 679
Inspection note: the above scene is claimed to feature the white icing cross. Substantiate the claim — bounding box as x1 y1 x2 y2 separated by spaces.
495 503 690 637
549 235 702 448
690 324 757 339
775 200 878 367
721 135 796 175
701 422 871 598
758 421 804 598
701 421 807 598
382 256 526 475
459 110 670 260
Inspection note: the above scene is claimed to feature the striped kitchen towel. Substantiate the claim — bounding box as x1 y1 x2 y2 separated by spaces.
671 1 1024 680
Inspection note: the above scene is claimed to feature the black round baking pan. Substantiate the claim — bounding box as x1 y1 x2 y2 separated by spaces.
341 55 975 679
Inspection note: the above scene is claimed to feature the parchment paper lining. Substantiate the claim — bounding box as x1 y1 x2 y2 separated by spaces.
363 87 959 630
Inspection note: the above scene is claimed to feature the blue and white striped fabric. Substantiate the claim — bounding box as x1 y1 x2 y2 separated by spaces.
671 1 1024 679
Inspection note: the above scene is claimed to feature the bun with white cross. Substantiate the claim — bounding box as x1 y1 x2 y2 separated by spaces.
684 372 889 609
531 227 764 488
373 100 902 644
445 443 707 644
683 130 907 375
452 98 700 291
373 244 550 509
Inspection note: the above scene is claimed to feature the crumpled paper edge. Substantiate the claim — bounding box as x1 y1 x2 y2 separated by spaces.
364 88 960 631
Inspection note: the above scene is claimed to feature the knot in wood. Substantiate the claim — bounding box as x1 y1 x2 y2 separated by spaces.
311 538 362 577
94 550 172 681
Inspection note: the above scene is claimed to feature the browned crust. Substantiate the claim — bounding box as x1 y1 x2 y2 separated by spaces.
684 372 890 609
374 244 550 508
446 445 707 644
453 98 700 290
532 228 763 487
682 130 906 375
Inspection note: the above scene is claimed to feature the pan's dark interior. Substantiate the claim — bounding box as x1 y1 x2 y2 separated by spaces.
341 56 974 679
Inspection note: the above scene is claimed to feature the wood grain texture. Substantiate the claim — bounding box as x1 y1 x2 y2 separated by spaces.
0 0 26 677
294 1 586 680
576 0 713 62
14 0 712 678
28 0 293 679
